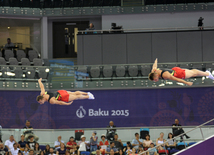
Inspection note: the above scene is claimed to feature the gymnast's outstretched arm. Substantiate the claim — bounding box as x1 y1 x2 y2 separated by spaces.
50 99 73 105
38 78 45 95
152 58 158 72
164 72 193 86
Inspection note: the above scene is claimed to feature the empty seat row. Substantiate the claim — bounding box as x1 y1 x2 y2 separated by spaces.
0 66 49 79
76 63 214 78
0 49 39 62
0 67 49 79
76 65 151 78
0 57 43 66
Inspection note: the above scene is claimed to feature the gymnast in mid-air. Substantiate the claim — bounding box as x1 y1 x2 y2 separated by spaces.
36 78 95 105
148 58 214 86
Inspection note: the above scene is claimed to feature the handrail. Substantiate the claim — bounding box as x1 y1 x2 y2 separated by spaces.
1 125 214 131
78 26 214 33
139 118 214 155
65 60 214 68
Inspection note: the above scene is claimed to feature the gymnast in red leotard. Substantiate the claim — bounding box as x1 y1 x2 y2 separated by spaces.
36 78 95 105
148 58 214 86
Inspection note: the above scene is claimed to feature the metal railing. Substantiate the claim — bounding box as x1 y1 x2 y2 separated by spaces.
1 125 214 147
78 26 214 34
2 125 214 131
140 118 214 155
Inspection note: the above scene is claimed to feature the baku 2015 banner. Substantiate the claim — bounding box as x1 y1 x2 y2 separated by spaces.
0 87 214 129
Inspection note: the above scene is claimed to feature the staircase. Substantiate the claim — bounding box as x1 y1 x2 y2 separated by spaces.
175 134 214 155
140 118 214 155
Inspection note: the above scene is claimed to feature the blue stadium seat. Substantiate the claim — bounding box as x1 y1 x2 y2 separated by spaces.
140 128 149 139
177 142 188 146
177 142 188 150
140 128 149 132
169 149 180 154
80 151 90 155
188 142 197 146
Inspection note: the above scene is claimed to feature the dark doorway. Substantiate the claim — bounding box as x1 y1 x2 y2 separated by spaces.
53 21 89 58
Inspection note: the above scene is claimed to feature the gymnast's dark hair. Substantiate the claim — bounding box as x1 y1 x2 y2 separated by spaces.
148 72 155 81
36 95 44 101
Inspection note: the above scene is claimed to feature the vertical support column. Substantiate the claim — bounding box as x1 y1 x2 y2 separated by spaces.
41 16 48 59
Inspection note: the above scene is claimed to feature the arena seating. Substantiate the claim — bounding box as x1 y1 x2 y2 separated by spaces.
16 50 26 62
75 62 214 81
0 49 49 80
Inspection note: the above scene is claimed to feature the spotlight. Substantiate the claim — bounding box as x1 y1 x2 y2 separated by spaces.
45 68 50 72
26 69 35 79
0 72 2 76
198 17 204 30
6 72 15 76
23 74 25 77
7 27 10 30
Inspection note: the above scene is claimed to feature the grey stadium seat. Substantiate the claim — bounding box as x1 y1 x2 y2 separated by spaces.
159 64 168 68
5 50 14 61
14 67 23 78
167 64 177 69
90 66 100 78
141 65 151 76
33 58 43 66
77 66 88 79
206 63 214 71
103 66 113 77
26 69 35 79
16 50 26 62
116 66 126 77
77 66 87 73
1 68 8 78
21 58 31 66
179 64 191 69
28 50 38 62
128 65 138 77
192 63 203 71
38 68 48 79
0 57 6 65
9 58 19 66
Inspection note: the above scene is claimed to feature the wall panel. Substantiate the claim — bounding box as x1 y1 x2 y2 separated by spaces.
102 34 127 64
127 33 152 63
83 35 102 65
77 35 84 65
152 32 177 63
177 31 202 62
202 31 214 61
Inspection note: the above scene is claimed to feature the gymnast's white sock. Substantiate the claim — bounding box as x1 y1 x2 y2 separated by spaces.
206 71 214 80
88 92 95 99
